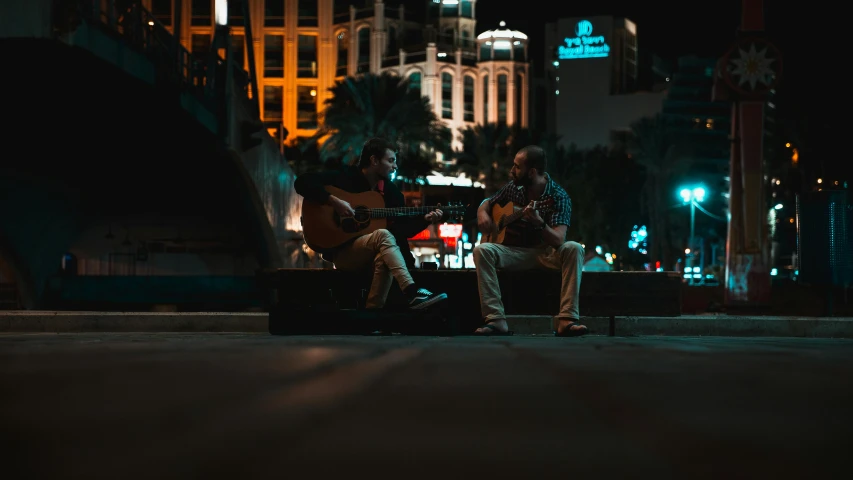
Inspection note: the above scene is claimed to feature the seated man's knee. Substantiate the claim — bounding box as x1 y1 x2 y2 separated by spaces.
558 241 584 259
473 243 498 264
374 228 397 246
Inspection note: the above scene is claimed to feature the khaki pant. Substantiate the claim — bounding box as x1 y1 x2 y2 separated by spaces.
332 229 414 309
473 241 584 321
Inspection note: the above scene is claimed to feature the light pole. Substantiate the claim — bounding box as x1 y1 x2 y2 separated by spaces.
680 186 706 282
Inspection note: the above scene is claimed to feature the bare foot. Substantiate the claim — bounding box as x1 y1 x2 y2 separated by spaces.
555 318 588 337
475 318 509 334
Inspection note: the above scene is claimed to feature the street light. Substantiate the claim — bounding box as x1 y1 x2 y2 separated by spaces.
679 186 706 276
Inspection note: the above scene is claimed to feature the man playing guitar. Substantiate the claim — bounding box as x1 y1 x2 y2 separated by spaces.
473 145 588 337
294 137 448 310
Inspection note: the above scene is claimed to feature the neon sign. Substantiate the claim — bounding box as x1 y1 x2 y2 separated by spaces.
558 20 610 60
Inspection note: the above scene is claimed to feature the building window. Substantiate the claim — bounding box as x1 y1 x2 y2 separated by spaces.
461 0 473 18
264 0 284 27
461 30 471 48
513 42 525 61
441 72 453 120
191 33 211 62
228 0 245 27
498 74 507 123
298 35 318 78
480 43 491 62
191 0 211 26
336 30 349 77
357 28 370 73
388 26 397 55
515 73 523 126
333 1 350 23
463 76 474 122
151 0 172 26
441 28 454 48
264 35 284 77
298 0 318 27
408 72 421 96
297 86 318 129
494 41 511 61
264 85 283 121
482 75 489 122
231 34 245 70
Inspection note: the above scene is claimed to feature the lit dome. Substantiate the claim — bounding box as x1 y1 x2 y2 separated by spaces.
477 21 528 41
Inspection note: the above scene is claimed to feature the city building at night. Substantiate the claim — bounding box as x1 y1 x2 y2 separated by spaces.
144 0 529 150
543 15 666 150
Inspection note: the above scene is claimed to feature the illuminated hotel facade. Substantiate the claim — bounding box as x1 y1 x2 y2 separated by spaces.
544 15 665 149
143 0 529 149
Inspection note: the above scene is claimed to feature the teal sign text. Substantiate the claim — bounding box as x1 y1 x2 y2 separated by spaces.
558 20 610 60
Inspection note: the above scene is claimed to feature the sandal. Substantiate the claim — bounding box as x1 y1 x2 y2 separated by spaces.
473 322 514 336
555 320 588 337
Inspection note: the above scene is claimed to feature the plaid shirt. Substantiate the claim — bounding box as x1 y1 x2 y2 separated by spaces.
488 173 572 228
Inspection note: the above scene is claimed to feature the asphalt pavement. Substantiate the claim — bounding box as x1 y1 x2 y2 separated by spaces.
1 333 851 478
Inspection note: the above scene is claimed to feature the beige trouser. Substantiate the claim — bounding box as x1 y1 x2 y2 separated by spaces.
472 241 584 321
331 229 415 309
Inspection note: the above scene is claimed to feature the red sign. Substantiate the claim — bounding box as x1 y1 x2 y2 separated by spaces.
410 230 431 241
438 224 463 238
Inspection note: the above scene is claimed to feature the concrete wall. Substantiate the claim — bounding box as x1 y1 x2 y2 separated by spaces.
0 0 53 39
0 35 283 309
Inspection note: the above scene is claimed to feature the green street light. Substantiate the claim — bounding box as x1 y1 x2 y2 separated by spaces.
679 186 706 280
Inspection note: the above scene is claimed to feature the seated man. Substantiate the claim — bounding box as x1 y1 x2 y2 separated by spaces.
473 145 588 337
294 137 448 310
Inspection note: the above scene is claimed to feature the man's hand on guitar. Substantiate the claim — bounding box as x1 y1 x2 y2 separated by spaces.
424 204 443 223
477 208 495 233
522 203 546 229
329 195 355 218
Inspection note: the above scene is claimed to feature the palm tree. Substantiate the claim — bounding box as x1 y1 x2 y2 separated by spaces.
311 72 452 182
454 123 566 196
454 123 514 196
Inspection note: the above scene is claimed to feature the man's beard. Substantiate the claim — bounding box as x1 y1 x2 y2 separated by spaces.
515 174 532 187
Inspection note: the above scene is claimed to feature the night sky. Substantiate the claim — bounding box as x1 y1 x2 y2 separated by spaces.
476 0 842 178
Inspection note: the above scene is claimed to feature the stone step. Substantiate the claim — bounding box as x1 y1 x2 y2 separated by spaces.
1 312 852 338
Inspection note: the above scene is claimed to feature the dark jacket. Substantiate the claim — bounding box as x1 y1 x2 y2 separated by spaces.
294 166 428 267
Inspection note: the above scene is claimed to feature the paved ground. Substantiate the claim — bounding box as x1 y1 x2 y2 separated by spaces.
2 333 852 478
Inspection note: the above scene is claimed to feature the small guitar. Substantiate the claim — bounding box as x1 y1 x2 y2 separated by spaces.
301 186 467 253
481 197 555 247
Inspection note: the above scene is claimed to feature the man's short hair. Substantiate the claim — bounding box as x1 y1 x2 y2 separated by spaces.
518 145 547 173
358 137 397 168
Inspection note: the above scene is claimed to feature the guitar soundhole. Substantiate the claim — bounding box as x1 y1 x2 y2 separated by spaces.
337 206 371 233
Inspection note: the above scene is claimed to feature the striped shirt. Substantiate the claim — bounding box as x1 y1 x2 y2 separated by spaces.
488 173 572 228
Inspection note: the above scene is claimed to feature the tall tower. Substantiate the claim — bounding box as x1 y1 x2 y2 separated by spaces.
713 0 783 309
476 21 529 127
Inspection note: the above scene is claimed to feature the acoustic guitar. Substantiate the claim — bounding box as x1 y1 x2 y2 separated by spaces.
481 197 555 247
301 186 467 253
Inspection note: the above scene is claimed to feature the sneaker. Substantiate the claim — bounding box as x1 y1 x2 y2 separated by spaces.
407 288 448 310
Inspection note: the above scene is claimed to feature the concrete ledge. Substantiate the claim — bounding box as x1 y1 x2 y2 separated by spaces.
509 315 853 338
2 312 853 338
0 312 269 333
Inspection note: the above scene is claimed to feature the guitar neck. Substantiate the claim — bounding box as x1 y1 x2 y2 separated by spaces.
499 200 549 228
370 206 445 218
